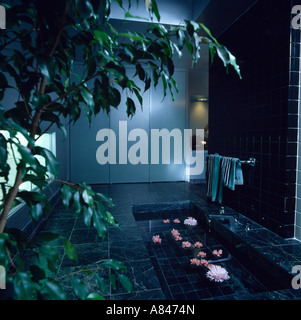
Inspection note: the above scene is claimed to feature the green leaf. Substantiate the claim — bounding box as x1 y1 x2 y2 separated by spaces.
124 11 146 21
72 277 89 300
109 87 121 108
75 0 94 21
106 211 119 228
144 75 151 92
208 44 216 66
13 272 40 300
184 20 200 37
185 40 194 57
119 32 146 42
0 234 16 269
0 72 8 89
42 280 67 300
93 211 108 240
30 202 44 221
37 232 61 243
61 184 73 208
82 206 93 227
16 144 38 170
63 240 78 262
23 174 48 189
166 57 174 78
133 88 143 107
38 244 59 273
86 292 105 300
87 57 97 77
94 273 108 293
73 190 82 215
126 97 136 118
57 121 68 140
216 45 241 79
30 265 46 282
177 29 185 48
32 92 51 110
17 190 46 205
38 57 55 82
35 146 59 177
150 0 160 21
118 274 133 293
80 86 94 109
95 192 114 208
199 23 219 45
93 28 109 45
102 259 127 272
82 189 93 206
109 273 117 291
135 63 145 81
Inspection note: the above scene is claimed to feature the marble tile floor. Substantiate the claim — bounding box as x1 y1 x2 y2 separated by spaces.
7 182 301 300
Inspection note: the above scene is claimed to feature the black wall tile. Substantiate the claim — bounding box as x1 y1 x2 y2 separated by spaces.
209 0 297 238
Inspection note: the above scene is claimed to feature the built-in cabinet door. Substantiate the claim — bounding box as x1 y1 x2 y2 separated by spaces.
70 66 187 184
70 63 110 184
109 69 150 183
70 109 110 184
149 70 187 182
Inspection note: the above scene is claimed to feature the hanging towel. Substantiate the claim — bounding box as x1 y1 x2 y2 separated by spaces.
233 158 244 186
226 158 244 191
221 157 232 187
206 154 223 203
207 155 244 203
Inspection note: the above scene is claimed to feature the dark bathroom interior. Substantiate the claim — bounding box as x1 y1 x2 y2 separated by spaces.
1 0 301 303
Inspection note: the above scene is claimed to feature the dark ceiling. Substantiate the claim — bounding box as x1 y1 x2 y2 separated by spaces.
196 0 258 38
110 0 258 39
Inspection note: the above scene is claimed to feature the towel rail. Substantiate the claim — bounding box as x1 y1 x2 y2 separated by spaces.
206 155 256 166
239 158 256 165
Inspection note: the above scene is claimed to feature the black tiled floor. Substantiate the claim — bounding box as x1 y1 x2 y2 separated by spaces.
11 182 301 300
135 209 269 300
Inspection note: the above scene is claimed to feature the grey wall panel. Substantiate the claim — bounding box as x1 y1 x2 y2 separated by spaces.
70 110 110 184
69 63 110 184
70 67 188 184
150 70 187 182
109 69 150 183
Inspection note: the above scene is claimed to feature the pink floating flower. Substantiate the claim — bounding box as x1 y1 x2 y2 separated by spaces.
213 249 223 257
171 229 180 237
198 251 207 258
173 218 180 223
206 265 230 282
200 259 209 267
152 235 162 243
190 258 201 266
182 241 192 248
194 242 203 248
163 219 170 224
174 236 182 241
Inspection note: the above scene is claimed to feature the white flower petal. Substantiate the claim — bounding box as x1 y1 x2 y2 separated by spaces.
206 265 230 282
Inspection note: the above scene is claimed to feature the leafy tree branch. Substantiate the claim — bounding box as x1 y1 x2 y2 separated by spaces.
0 0 241 300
